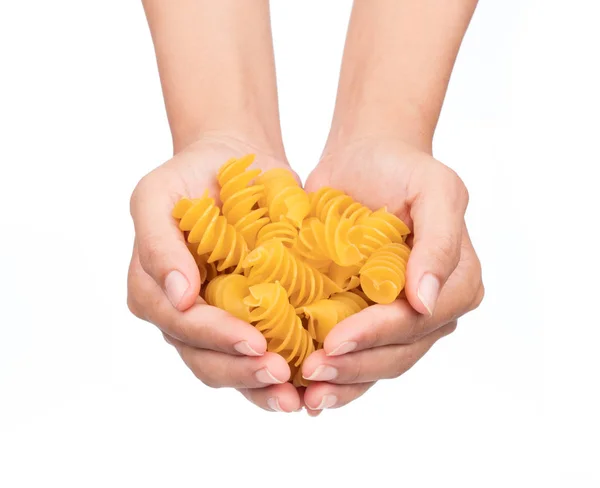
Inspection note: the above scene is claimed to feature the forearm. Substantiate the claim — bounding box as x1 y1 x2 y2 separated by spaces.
328 0 478 153
142 0 284 154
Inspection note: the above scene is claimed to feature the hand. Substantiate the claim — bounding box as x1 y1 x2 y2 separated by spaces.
127 133 303 413
300 137 484 413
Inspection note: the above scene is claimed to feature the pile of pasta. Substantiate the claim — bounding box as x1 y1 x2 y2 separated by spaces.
172 154 411 386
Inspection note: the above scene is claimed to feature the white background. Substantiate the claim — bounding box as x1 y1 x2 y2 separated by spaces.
1 1 599 486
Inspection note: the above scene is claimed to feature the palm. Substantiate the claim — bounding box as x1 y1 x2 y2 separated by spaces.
305 139 433 227
156 133 292 205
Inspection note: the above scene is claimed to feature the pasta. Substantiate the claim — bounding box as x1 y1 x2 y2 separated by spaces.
255 220 298 248
243 282 315 368
256 168 310 227
297 292 369 344
243 239 342 307
328 262 361 291
349 208 411 259
171 154 415 388
217 155 269 248
186 241 218 284
359 242 411 304
309 187 372 223
172 191 248 274
204 275 251 322
294 218 332 272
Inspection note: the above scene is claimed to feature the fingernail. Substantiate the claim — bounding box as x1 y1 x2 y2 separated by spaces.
311 394 337 410
234 341 264 357
417 273 440 316
255 368 284 385
267 397 284 412
164 270 189 308
327 341 357 357
303 365 338 381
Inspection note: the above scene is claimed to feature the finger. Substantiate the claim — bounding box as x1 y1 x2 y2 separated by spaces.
405 164 469 315
167 336 291 388
130 170 201 311
129 249 267 355
238 383 302 413
304 322 457 385
324 234 480 355
303 381 375 411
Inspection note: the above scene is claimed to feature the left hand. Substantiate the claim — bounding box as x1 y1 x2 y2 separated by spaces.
300 137 484 414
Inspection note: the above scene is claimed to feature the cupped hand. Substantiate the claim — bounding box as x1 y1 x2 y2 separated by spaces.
300 137 484 413
127 133 302 413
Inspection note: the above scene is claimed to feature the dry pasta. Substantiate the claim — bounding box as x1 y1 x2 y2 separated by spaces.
244 282 315 367
204 274 251 322
243 239 342 307
349 208 411 259
173 191 248 274
359 242 411 304
217 155 269 248
171 154 414 387
256 168 310 227
296 292 369 344
255 220 298 248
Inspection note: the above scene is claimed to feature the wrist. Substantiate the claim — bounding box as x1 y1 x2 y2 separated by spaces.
172 108 286 159
325 100 435 156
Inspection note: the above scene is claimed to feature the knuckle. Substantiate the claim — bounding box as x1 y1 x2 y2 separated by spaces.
126 293 142 319
446 321 459 335
130 174 151 216
471 282 485 311
189 363 220 389
138 239 164 275
432 234 460 270
440 165 469 208
345 358 362 384
389 354 413 379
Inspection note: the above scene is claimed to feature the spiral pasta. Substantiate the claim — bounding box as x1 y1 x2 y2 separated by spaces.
256 168 310 227
204 275 251 322
173 192 248 274
217 155 270 248
359 242 411 304
328 262 360 291
349 208 411 259
186 241 218 284
243 283 315 367
309 187 372 223
171 154 416 387
296 292 369 344
255 220 298 248
242 239 342 307
293 218 332 272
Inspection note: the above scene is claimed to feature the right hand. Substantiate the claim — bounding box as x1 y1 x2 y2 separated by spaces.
127 133 302 413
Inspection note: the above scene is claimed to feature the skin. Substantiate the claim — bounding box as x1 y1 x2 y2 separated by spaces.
128 0 483 415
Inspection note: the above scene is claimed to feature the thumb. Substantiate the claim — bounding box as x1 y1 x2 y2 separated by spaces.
130 175 201 311
405 166 468 316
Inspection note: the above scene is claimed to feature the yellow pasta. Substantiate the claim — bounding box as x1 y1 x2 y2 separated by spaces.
217 154 270 248
173 191 248 274
293 218 332 271
359 242 411 304
256 168 310 227
309 187 372 223
349 208 411 259
255 220 298 248
204 275 251 322
328 262 361 291
243 239 342 307
296 292 369 344
186 241 218 285
170 154 416 386
244 283 315 368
